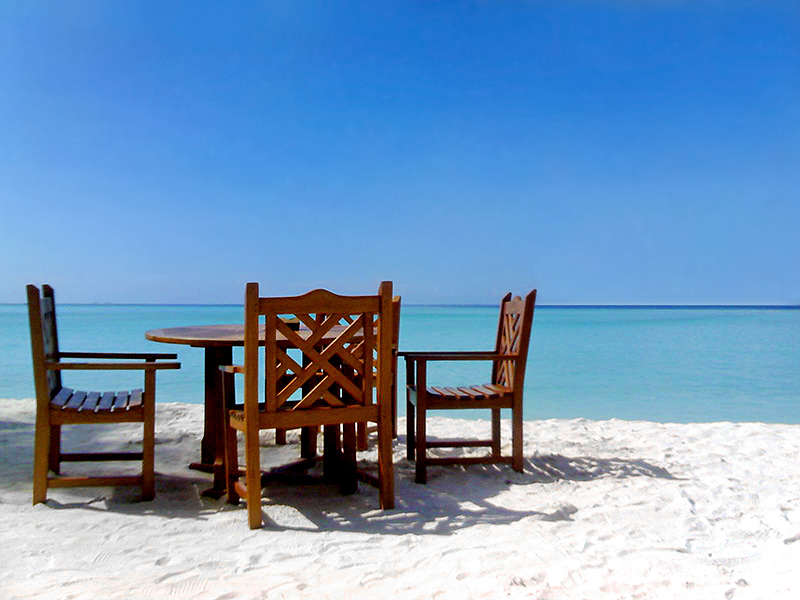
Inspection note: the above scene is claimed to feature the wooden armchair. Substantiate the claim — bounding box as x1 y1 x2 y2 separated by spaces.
400 290 536 483
220 282 395 529
27 285 180 504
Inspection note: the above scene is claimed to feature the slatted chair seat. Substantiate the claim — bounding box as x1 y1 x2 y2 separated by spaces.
400 290 537 484
50 388 146 417
27 285 180 504
415 384 515 408
425 384 512 400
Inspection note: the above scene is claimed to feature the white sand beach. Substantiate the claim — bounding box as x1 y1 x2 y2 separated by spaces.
1 397 799 599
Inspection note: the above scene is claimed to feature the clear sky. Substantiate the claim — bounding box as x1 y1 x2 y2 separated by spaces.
1 1 798 305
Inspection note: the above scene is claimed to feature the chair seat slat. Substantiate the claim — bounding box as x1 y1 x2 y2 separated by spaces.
97 391 116 411
482 383 512 395
80 391 101 412
50 388 73 408
64 390 87 411
471 384 507 398
456 386 484 399
127 389 144 410
112 391 130 412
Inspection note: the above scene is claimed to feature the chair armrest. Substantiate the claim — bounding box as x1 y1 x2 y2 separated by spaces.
399 351 517 362
59 351 178 360
220 365 245 374
45 361 181 371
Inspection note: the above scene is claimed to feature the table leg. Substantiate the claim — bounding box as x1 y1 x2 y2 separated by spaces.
191 346 232 472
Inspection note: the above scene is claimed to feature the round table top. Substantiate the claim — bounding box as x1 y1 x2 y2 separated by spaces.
145 323 347 348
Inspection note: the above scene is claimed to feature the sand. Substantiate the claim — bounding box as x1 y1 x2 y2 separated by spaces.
1 397 799 599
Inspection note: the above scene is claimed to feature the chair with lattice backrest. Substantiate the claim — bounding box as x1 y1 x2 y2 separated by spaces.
220 281 395 529
399 290 536 483
27 284 180 504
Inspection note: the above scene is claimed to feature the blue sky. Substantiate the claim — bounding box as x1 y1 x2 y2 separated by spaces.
1 1 798 305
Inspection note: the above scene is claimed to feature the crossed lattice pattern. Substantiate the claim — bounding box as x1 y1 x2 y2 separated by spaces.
267 312 377 411
495 297 524 389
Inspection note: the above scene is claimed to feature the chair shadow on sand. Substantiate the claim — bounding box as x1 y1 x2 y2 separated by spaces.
4 419 678 536
216 432 679 536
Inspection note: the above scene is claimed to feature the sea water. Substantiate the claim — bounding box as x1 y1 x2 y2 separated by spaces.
1 304 798 423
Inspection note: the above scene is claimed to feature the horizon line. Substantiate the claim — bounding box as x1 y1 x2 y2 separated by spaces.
1 302 798 309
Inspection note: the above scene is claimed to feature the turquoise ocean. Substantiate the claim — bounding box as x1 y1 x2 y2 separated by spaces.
1 304 798 423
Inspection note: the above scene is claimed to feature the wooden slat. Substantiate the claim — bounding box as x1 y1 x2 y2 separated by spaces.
426 439 493 448
483 383 512 395
255 404 378 430
472 384 501 398
127 388 143 409
425 456 514 466
64 390 87 411
60 452 143 462
58 351 177 360
51 409 145 425
45 361 180 370
80 391 101 412
97 391 116 411
48 475 142 488
111 391 129 412
50 388 73 408
457 386 484 399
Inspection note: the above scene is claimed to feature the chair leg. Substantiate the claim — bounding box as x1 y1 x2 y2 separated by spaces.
141 371 156 501
491 408 501 458
378 403 394 509
224 420 240 505
244 406 262 529
323 425 341 483
341 423 357 495
406 394 415 461
415 397 427 484
244 422 262 529
32 416 50 505
356 422 368 451
391 377 398 440
512 404 523 473
244 435 262 528
300 426 318 459
275 428 287 445
48 425 61 475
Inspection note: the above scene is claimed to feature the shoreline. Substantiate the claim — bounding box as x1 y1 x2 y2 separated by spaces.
1 397 799 599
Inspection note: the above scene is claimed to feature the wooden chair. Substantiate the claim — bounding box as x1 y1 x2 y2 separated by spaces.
221 282 395 529
400 290 536 483
27 284 180 504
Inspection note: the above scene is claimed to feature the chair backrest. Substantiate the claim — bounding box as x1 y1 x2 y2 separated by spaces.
242 281 394 416
27 284 62 404
491 290 537 392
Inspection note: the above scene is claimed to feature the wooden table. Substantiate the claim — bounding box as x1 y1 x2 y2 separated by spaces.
145 323 346 475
